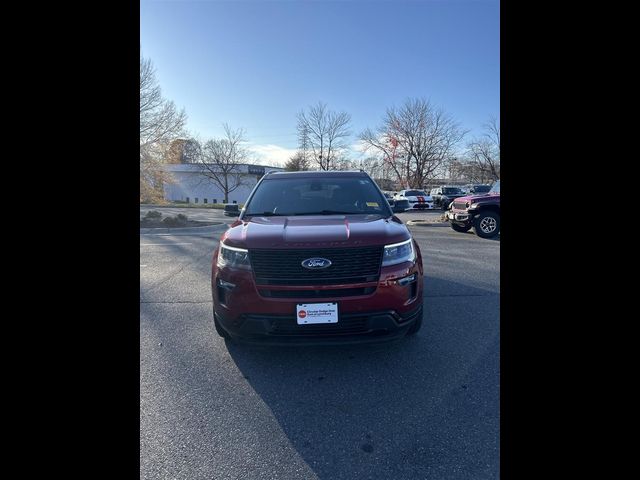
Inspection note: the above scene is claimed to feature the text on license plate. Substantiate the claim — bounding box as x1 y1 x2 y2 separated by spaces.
296 303 338 324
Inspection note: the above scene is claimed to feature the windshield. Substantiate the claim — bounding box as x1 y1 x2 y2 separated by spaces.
442 187 462 194
405 190 427 196
489 181 500 194
243 176 391 216
473 185 491 193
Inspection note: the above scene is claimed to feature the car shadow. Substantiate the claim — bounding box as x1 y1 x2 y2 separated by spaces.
224 278 500 479
452 229 500 242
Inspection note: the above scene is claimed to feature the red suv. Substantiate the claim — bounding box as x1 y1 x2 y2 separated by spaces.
211 170 424 345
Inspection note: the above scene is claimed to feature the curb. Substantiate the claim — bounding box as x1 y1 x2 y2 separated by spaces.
140 223 227 234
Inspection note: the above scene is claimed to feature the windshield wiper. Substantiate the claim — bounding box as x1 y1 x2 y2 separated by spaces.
243 211 285 217
293 210 363 215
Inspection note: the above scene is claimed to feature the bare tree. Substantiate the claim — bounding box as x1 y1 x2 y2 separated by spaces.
140 52 187 202
195 125 250 203
352 155 383 178
297 102 352 170
284 151 310 171
359 98 467 188
466 116 500 181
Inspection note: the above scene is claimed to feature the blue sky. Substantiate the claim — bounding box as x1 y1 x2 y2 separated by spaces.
140 0 499 165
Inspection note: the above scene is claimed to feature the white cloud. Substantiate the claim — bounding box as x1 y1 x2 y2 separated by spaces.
350 140 367 152
247 141 371 167
348 140 370 157
247 144 298 167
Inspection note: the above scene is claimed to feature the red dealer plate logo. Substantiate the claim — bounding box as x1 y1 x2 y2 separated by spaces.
298 310 307 318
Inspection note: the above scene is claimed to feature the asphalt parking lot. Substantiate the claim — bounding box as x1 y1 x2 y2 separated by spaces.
140 209 500 479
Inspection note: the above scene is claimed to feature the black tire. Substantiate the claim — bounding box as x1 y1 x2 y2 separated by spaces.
406 310 423 335
473 211 500 238
451 223 472 233
213 312 231 339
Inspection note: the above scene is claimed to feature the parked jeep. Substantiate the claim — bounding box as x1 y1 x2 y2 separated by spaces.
447 181 500 238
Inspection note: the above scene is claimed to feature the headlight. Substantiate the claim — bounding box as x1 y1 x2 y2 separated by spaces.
468 202 477 209
217 243 251 270
382 238 416 267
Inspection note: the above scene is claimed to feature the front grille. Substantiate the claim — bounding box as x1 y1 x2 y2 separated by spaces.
453 201 467 210
250 246 383 286
259 286 376 299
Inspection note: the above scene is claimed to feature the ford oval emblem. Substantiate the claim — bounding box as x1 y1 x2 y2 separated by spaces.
301 257 332 269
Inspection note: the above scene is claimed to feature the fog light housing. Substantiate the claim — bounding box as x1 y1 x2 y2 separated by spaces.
217 278 236 289
397 273 417 286
216 278 236 306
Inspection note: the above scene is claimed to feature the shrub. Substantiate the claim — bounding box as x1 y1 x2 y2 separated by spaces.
145 210 162 219
162 215 189 227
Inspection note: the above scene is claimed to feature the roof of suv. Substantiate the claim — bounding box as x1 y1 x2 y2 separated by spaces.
265 170 367 178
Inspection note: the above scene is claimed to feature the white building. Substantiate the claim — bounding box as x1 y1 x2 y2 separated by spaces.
162 163 284 205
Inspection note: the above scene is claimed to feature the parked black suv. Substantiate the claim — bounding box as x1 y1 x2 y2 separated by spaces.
224 204 240 217
462 184 492 195
430 186 466 209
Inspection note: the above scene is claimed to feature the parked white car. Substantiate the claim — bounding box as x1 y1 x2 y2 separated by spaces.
394 189 434 210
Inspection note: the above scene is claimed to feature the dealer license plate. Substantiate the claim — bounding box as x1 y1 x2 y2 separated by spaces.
296 303 339 325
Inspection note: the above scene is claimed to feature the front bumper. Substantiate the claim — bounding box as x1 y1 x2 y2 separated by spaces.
214 304 423 345
407 202 434 210
212 260 423 345
447 210 471 222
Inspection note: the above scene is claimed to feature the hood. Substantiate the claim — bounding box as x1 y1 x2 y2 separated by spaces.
456 192 500 203
222 214 410 249
442 193 466 199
